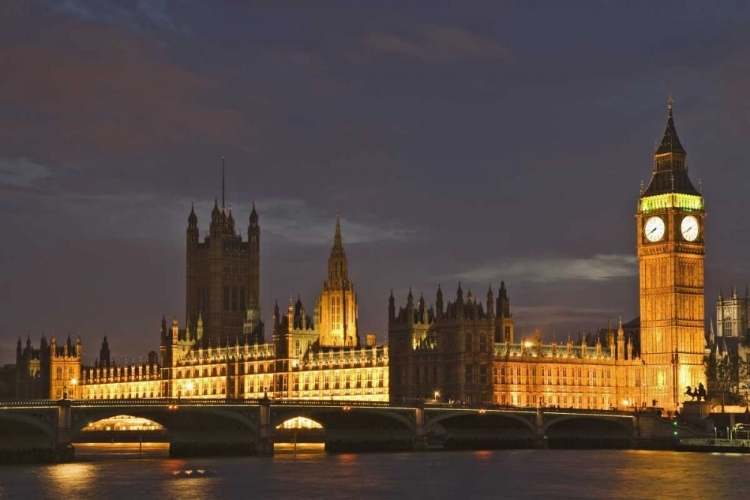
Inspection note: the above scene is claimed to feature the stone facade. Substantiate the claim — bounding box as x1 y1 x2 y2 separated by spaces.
388 285 643 408
637 99 707 409
185 199 262 345
388 100 705 412
16 334 82 400
75 214 388 402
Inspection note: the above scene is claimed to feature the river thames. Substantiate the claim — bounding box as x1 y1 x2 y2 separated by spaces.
0 444 747 499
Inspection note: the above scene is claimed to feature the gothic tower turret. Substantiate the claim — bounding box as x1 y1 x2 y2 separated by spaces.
317 214 358 347
637 97 706 410
496 280 514 343
100 336 111 367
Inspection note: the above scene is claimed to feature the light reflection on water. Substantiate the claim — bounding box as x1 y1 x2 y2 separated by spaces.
0 448 748 500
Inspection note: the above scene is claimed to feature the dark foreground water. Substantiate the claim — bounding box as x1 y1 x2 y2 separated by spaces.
0 443 747 499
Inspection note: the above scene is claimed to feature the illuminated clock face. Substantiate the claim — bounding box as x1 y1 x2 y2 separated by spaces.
681 215 700 242
644 216 665 242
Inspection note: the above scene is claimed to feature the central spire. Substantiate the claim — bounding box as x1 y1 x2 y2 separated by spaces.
326 212 348 288
334 211 342 249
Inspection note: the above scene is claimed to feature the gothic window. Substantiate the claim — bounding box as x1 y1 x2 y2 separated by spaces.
465 365 473 384
56 367 62 380
724 317 733 337
331 296 342 330
240 288 246 311
480 365 488 384
231 287 238 311
465 334 473 352
479 334 487 353
223 286 230 310
295 341 300 357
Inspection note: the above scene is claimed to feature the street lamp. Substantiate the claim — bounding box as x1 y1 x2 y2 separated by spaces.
63 377 78 400
434 390 440 403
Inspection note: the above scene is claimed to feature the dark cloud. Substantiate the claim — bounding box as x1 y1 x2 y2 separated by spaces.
0 21 257 166
362 24 510 62
46 0 190 34
1 2 750 363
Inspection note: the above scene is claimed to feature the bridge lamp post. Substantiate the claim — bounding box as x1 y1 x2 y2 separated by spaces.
63 377 78 400
434 390 440 403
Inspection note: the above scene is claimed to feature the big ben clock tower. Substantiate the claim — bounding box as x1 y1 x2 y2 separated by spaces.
637 97 706 410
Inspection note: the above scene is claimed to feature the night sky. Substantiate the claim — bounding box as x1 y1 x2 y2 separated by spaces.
2 1 750 365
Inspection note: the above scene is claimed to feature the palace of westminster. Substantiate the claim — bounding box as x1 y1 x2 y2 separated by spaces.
12 102 749 412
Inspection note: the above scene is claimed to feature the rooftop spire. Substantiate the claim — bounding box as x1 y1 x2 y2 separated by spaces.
655 94 685 155
334 211 342 249
325 212 348 288
221 156 226 209
642 95 699 197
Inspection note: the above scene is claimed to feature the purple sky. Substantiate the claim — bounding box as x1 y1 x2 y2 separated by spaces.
2 1 750 365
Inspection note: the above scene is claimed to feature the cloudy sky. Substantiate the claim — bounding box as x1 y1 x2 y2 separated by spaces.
2 1 750 364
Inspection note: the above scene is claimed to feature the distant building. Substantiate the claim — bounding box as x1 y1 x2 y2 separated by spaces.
716 287 750 344
0 364 16 400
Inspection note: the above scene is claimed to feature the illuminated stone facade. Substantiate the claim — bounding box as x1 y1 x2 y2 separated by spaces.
637 99 707 409
15 334 82 400
389 285 643 409
17 101 706 412
75 214 388 402
389 101 705 411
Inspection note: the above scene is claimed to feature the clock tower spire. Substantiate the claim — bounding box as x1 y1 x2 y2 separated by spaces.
637 97 706 411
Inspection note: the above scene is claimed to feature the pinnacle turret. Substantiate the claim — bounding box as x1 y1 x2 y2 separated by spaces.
188 202 197 225
325 213 349 289
655 96 686 155
643 96 699 197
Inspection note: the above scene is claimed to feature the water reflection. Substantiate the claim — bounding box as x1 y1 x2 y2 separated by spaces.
2 449 750 500
48 462 96 498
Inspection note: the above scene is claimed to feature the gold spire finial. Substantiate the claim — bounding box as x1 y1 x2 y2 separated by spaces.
667 93 674 110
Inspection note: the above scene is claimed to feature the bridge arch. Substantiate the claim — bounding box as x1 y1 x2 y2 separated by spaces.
543 415 632 434
72 406 258 435
0 412 55 444
271 407 415 433
426 411 536 434
544 415 632 449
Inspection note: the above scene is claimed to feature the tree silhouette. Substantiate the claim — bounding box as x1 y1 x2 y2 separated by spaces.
706 353 748 413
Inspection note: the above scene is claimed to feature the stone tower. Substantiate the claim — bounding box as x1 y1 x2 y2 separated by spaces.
637 97 706 410
316 214 359 347
185 197 262 345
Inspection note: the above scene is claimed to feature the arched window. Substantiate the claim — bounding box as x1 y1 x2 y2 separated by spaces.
240 288 246 311
231 287 238 311
331 296 341 330
56 367 62 380
223 286 230 310
724 317 733 337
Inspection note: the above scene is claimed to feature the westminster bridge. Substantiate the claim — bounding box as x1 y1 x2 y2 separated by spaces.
0 398 701 462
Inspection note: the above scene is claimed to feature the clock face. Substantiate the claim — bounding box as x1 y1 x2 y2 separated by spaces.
644 216 665 242
681 215 700 242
